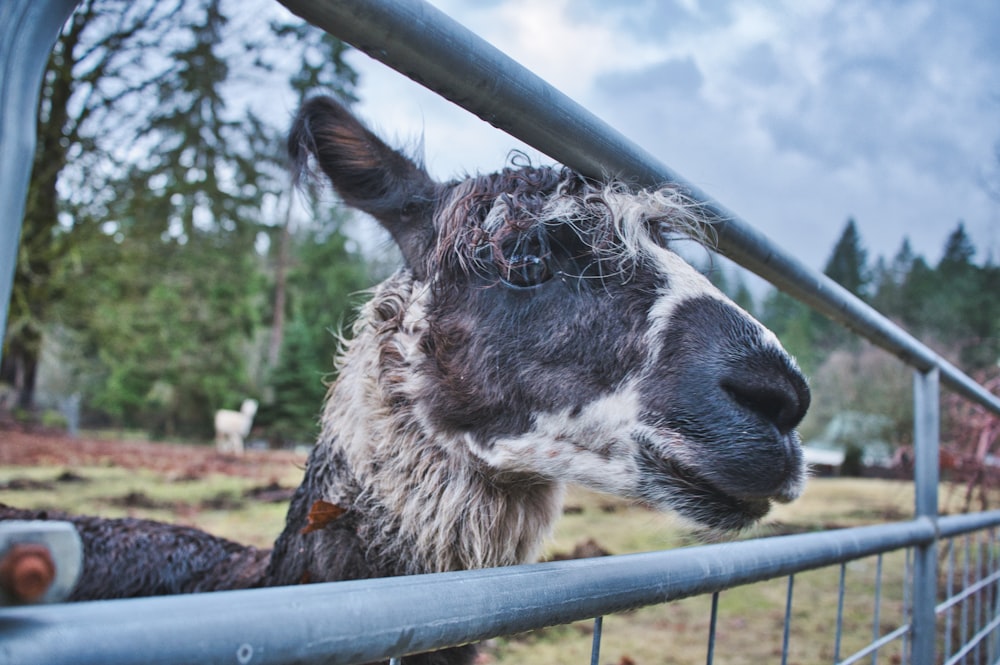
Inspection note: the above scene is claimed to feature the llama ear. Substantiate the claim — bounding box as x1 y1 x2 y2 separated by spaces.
289 96 438 278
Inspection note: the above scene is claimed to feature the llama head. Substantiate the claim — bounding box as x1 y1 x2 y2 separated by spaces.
240 399 259 417
290 96 810 532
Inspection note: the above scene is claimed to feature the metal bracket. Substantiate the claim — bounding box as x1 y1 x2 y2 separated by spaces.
0 521 82 605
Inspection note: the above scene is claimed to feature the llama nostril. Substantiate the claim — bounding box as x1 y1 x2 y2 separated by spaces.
722 362 810 435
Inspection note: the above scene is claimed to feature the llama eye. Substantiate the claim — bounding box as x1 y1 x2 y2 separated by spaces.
503 254 552 288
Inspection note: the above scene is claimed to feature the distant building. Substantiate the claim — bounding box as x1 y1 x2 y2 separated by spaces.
802 411 894 476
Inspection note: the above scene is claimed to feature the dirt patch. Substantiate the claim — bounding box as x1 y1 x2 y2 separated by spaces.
0 426 307 482
0 477 55 491
200 492 245 511
547 537 612 561
55 470 89 483
244 481 296 503
109 490 176 510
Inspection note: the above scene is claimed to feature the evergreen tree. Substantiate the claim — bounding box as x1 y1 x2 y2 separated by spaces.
7 0 372 438
824 218 870 298
891 237 917 278
871 237 916 318
1 0 190 409
263 221 372 444
271 20 359 104
47 1 290 436
264 314 325 444
933 223 996 369
760 289 818 375
76 0 273 435
897 255 935 331
938 222 976 274
262 18 360 373
814 218 871 351
143 0 262 244
880 223 997 371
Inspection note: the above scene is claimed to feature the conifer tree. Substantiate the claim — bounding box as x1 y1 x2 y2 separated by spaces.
6 0 372 437
939 222 976 274
760 289 818 375
811 218 871 352
872 237 916 318
2 0 189 409
933 223 997 369
823 218 870 298
65 0 273 435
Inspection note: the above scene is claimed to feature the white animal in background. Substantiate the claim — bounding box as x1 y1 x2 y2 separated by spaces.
214 398 258 454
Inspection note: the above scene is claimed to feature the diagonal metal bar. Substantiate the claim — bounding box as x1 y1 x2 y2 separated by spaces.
837 624 911 665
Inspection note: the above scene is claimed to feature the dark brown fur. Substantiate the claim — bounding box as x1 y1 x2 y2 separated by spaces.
0 505 268 599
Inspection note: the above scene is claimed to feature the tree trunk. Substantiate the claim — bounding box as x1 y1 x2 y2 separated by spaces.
267 193 294 370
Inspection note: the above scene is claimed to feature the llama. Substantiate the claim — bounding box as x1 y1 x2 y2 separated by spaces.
0 97 809 665
214 398 258 454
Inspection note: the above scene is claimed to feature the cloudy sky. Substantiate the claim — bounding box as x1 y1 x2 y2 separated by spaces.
282 0 1000 277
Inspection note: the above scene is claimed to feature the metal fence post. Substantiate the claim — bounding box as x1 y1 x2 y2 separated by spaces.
912 367 940 665
0 0 80 366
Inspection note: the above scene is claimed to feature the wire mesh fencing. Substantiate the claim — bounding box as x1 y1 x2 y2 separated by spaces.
467 527 999 665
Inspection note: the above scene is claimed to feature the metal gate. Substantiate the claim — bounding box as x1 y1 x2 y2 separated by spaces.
1 1 999 664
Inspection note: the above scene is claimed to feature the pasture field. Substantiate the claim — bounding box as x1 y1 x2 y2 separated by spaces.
0 429 972 664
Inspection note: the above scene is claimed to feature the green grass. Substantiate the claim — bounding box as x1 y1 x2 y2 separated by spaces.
0 464 300 548
0 460 973 664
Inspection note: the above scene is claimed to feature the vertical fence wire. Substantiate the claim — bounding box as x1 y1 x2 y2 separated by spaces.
946 539 957 661
976 536 984 663
871 554 883 665
706 592 719 665
835 562 847 663
988 529 1000 663
988 533 996 662
964 534 973 655
903 547 912 664
589 616 603 665
781 574 795 665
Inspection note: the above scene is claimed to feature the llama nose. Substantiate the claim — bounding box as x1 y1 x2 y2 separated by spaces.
721 351 810 435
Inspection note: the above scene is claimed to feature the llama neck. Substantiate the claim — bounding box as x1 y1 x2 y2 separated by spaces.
309 273 564 575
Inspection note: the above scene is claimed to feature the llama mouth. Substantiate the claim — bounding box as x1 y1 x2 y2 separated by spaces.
636 449 779 532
